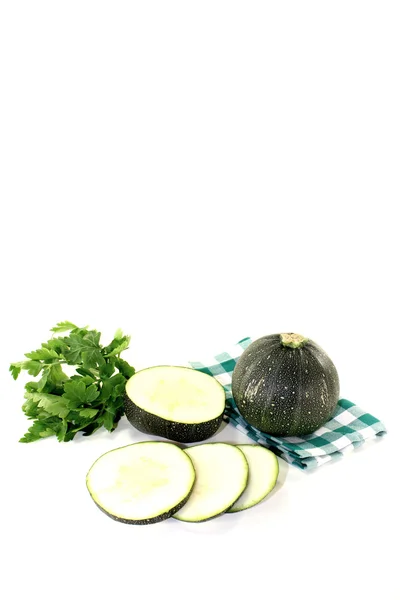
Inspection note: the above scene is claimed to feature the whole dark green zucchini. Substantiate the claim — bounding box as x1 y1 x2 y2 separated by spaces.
231 333 340 436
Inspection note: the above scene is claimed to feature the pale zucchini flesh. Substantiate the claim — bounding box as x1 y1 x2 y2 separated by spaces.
125 366 225 424
228 445 279 513
86 442 195 524
124 366 226 443
173 443 249 522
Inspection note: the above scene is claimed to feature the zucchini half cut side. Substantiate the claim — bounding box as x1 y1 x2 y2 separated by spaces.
227 445 279 513
124 366 226 443
173 443 249 522
86 442 195 525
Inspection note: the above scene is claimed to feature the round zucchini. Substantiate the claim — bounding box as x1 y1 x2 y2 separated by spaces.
231 333 340 436
124 366 226 443
86 441 195 525
173 443 249 522
227 445 278 512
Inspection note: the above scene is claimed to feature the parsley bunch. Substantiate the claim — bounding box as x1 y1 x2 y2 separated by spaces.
10 321 135 443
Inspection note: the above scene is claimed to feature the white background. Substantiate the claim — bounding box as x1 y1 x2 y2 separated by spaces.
1 1 399 599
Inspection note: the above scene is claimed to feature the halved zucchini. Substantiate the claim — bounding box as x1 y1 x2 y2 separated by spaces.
227 445 279 512
86 441 195 524
173 443 249 522
124 366 226 443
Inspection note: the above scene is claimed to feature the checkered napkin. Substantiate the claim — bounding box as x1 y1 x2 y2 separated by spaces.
189 337 387 470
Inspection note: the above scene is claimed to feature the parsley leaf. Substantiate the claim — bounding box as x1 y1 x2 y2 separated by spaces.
10 363 22 380
25 348 60 361
114 358 135 379
11 322 135 443
37 364 68 392
62 380 100 408
50 321 79 333
10 360 44 378
104 334 131 358
20 422 57 443
24 392 71 419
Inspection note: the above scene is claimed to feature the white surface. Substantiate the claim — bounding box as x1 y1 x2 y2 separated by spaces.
0 1 399 599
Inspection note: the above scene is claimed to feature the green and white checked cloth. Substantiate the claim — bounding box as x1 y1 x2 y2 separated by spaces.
189 337 387 470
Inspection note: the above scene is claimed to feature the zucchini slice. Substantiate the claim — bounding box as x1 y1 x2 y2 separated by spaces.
173 443 249 522
124 366 226 443
86 442 195 524
227 445 279 513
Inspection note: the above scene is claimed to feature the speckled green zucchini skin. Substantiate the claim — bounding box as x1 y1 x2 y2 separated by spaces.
90 487 193 525
232 334 340 436
123 395 224 443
